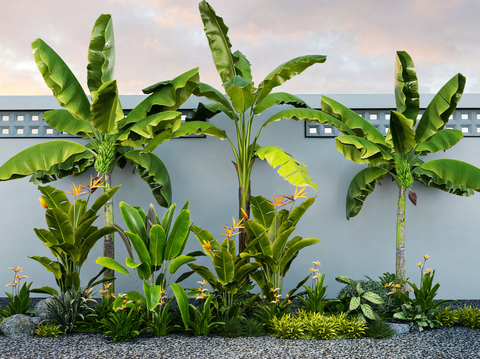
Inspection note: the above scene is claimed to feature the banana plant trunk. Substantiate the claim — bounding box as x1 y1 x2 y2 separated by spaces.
396 186 407 284
103 171 115 285
238 182 251 252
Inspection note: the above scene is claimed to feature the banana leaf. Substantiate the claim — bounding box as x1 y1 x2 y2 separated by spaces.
395 51 420 121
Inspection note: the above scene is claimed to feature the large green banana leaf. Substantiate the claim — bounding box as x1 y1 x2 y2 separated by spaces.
255 55 326 105
192 82 235 115
413 162 473 196
346 166 389 219
385 111 415 154
119 67 200 129
420 159 480 191
395 51 419 121
125 231 151 265
171 121 227 140
32 39 91 122
79 226 116 265
199 0 236 84
233 50 252 81
415 73 466 144
255 145 317 189
29 256 62 279
188 263 219 288
90 80 124 134
124 151 172 208
272 227 296 263
34 228 58 246
87 14 115 92
225 75 255 114
0 141 89 181
277 197 315 234
253 92 308 115
143 281 162 311
321 96 387 145
43 109 91 136
415 129 463 155
233 261 261 284
168 255 196 274
261 108 352 135
336 136 393 166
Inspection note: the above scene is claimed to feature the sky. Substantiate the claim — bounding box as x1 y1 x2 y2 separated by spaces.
2 0 480 96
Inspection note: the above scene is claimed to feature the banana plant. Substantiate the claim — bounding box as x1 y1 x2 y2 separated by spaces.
193 1 327 250
242 190 320 300
0 14 226 280
31 182 120 295
188 220 262 317
311 51 480 281
96 201 202 311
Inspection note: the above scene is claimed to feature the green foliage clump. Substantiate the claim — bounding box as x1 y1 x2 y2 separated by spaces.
337 276 394 315
334 312 366 338
303 312 337 340
270 313 305 339
145 299 178 336
35 323 64 337
365 320 394 339
434 306 459 327
242 318 265 337
46 288 97 333
457 305 480 329
253 299 291 329
101 307 144 342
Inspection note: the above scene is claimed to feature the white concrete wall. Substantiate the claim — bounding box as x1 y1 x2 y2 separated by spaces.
1 95 479 299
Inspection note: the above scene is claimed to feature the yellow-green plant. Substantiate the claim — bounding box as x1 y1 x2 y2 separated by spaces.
457 305 480 329
303 312 338 340
35 323 64 337
434 306 459 328
299 262 338 313
31 180 119 295
270 313 305 339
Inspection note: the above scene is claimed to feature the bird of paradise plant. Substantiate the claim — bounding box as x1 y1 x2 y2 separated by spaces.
242 187 320 301
31 180 120 295
0 266 33 318
192 1 326 250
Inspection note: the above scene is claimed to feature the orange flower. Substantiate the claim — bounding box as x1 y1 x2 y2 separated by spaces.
38 197 47 209
241 208 249 220
8 266 23 272
202 240 212 250
416 262 422 268
65 183 88 197
423 254 430 261
268 194 292 208
88 175 105 194
312 261 321 266
425 268 432 274
220 217 244 238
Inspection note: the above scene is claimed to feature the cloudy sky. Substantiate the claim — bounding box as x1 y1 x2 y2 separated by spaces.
2 0 480 96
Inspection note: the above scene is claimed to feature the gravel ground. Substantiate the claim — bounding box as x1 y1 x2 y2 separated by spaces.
1 299 480 359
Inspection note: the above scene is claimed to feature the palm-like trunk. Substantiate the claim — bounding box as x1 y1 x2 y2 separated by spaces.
396 186 407 282
238 182 251 251
103 171 115 285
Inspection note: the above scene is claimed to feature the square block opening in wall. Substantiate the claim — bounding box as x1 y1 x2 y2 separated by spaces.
449 115 453 120
477 114 480 120
32 115 39 121
2 115 9 122
462 126 470 133
46 128 54 135
385 127 389 133
31 128 39 135
324 127 332 134
16 128 24 135
308 127 317 134
477 127 480 133
17 115 24 121
446 126 454 130
181 115 186 122
461 114 469 120
370 114 377 120
385 114 390 120
2 128 9 134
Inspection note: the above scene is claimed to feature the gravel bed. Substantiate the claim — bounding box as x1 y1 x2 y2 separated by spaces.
1 299 480 359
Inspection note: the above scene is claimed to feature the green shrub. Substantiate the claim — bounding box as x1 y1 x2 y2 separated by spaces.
334 312 366 338
365 320 394 339
242 318 265 337
337 276 395 315
35 323 64 337
101 307 145 342
434 306 458 327
457 305 480 329
216 317 245 338
270 314 305 339
303 312 338 340
46 288 97 333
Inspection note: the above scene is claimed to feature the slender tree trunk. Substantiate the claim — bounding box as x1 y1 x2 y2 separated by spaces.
103 171 115 285
396 186 407 283
238 182 251 252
